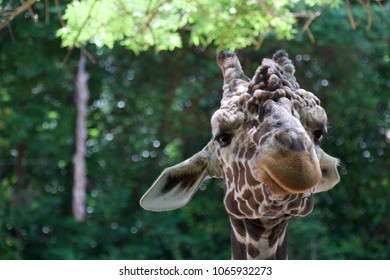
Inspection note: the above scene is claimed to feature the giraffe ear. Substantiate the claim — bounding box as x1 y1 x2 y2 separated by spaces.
314 147 340 193
140 150 212 211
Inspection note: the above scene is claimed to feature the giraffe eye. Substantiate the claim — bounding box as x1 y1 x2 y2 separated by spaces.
313 129 325 143
215 132 233 147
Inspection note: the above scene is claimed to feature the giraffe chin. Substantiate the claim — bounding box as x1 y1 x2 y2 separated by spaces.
254 151 322 195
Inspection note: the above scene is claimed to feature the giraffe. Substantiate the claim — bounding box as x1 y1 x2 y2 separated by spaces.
140 50 340 259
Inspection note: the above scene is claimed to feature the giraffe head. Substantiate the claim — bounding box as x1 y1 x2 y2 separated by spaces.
140 50 339 220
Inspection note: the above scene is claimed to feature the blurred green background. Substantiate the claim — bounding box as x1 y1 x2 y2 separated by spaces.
0 0 389 259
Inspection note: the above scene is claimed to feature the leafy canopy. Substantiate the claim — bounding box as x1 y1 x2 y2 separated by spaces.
58 0 341 53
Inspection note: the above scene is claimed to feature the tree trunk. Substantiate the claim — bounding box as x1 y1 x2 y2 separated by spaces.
72 51 89 222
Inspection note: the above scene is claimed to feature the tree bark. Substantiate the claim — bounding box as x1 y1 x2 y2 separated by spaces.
72 51 89 222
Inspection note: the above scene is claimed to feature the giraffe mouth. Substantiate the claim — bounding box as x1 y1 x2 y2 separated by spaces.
254 150 322 195
261 170 291 195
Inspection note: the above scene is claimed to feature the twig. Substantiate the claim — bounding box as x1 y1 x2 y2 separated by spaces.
27 5 37 23
354 0 374 31
297 11 320 44
300 11 320 34
54 0 66 27
62 46 74 64
255 30 268 50
0 0 36 30
345 0 356 29
63 46 97 65
305 28 316 44
45 0 50 25
258 0 276 17
81 45 97 64
374 0 385 10
7 25 15 44
366 0 372 30
356 0 365 6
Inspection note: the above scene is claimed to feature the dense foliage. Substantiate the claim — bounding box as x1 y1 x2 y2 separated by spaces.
0 0 389 259
58 0 341 51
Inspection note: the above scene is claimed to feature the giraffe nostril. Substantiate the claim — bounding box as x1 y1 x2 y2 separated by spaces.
274 131 306 152
274 131 293 149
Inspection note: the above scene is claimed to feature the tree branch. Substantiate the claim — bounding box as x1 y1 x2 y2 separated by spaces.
54 0 66 27
7 25 15 43
27 4 37 23
299 11 321 44
305 28 316 44
301 11 321 33
258 0 276 17
366 0 372 30
45 0 50 25
373 0 385 10
255 30 268 50
0 0 36 30
345 0 356 29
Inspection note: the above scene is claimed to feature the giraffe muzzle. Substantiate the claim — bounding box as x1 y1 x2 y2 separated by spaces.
254 131 322 194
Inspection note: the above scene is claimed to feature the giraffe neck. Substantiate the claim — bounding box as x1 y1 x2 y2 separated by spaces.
229 217 289 260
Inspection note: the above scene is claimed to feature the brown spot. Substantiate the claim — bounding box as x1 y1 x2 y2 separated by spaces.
275 232 288 260
232 143 240 157
224 190 241 216
254 188 265 204
242 189 258 211
230 218 247 260
238 146 246 159
230 217 245 237
225 167 234 186
244 121 256 130
298 196 314 216
238 161 247 187
231 161 239 175
245 144 257 160
257 122 272 139
253 131 262 143
247 99 257 114
286 195 301 209
259 132 272 147
271 204 284 212
268 220 288 248
239 93 251 106
245 162 261 186
244 219 265 242
237 197 254 216
231 161 240 191
247 244 260 259
254 90 271 102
